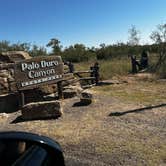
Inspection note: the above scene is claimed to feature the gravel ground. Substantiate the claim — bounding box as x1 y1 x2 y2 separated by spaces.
0 79 166 166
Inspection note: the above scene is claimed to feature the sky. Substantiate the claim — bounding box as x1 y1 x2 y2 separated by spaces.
0 0 166 48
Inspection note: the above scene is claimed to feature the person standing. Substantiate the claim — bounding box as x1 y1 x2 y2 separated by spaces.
130 55 138 73
140 50 149 69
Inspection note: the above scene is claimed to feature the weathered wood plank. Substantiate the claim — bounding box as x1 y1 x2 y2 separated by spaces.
74 70 93 74
79 77 95 80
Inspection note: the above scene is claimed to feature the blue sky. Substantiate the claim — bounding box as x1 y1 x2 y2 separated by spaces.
0 0 165 48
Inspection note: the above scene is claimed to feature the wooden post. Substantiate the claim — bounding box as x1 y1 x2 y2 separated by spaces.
7 78 11 92
19 91 25 108
57 81 63 99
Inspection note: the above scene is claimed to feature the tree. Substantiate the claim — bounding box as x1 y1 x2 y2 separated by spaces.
30 44 47 57
150 24 166 44
46 38 62 55
0 40 10 52
128 25 140 46
11 42 31 52
150 23 166 72
62 43 96 62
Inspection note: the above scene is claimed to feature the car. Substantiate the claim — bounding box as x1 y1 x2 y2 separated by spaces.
0 131 65 166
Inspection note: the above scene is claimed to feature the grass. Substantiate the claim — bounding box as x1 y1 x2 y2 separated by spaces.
95 81 166 105
100 58 130 80
74 57 131 80
95 135 166 166
74 54 166 80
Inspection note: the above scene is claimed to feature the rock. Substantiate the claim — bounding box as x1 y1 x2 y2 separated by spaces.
0 77 8 89
80 92 93 105
21 101 63 120
69 82 83 93
81 92 93 99
0 51 31 94
0 93 19 113
63 89 77 98
23 89 46 103
63 82 83 99
0 51 31 63
0 68 15 94
0 113 9 118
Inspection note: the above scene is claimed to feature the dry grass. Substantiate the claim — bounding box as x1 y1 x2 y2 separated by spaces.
96 80 166 105
74 58 131 80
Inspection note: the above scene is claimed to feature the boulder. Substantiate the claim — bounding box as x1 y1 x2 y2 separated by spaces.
63 89 77 99
21 101 63 120
0 51 31 63
63 82 83 99
0 51 32 94
0 69 13 93
80 92 93 105
0 93 19 113
0 113 9 119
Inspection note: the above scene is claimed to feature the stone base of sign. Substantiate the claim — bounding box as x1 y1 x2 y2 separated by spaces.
80 92 93 105
0 93 19 113
21 100 62 120
63 83 83 99
24 89 45 103
63 89 77 99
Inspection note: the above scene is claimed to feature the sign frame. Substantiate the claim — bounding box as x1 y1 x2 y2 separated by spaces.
14 56 64 91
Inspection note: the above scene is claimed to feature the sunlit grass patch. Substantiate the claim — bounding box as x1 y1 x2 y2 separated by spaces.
94 82 166 105
74 58 131 80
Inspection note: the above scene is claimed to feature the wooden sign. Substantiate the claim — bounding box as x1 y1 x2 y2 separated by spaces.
14 56 63 90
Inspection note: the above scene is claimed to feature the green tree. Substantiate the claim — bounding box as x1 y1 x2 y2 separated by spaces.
46 38 62 55
0 40 10 52
30 44 47 57
11 42 31 52
62 43 96 62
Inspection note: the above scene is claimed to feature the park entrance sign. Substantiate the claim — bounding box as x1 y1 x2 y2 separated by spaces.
14 56 63 90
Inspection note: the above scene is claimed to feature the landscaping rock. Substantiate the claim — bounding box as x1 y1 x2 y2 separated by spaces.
0 51 32 94
0 113 9 119
0 93 19 113
63 83 83 99
80 92 93 105
63 89 77 98
0 51 31 63
21 101 62 120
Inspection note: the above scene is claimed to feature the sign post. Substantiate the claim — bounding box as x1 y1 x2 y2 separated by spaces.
14 56 64 103
57 81 63 99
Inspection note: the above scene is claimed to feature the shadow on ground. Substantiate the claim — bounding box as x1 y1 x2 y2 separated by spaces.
97 81 114 86
72 101 92 107
109 103 166 116
11 115 60 124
